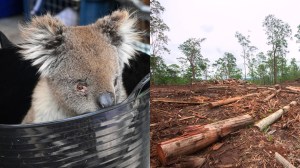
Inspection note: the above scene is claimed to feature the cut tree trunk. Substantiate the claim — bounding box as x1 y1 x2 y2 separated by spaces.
208 91 270 108
275 152 296 168
157 114 254 165
263 89 281 102
274 50 277 84
255 101 297 131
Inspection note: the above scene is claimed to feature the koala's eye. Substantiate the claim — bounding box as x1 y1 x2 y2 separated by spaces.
76 82 88 92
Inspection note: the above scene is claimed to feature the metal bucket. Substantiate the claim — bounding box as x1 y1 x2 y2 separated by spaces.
0 74 150 168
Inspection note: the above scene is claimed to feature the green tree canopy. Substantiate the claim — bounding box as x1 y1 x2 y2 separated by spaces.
263 14 292 84
235 32 257 80
150 0 170 84
213 52 242 79
178 38 206 83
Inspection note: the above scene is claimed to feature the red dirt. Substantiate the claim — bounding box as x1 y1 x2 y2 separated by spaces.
150 80 300 168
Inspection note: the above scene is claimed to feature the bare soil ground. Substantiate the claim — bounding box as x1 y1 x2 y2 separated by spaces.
150 80 300 168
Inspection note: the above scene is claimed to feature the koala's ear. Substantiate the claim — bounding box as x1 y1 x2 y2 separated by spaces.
19 14 65 77
95 10 141 65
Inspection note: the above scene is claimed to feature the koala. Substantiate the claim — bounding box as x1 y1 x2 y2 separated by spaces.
20 10 141 124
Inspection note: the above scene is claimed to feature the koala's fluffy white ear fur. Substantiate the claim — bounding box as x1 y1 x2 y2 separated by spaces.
95 10 141 65
19 14 65 77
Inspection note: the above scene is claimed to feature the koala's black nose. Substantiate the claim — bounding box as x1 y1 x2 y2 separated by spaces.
97 92 115 108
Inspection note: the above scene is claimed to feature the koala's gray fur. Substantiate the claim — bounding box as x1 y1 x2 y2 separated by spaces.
20 10 141 124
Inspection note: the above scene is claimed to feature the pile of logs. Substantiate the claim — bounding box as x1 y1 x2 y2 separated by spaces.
213 78 247 85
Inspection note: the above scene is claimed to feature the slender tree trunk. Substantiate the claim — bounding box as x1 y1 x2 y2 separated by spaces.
191 64 195 84
273 51 277 84
243 50 247 80
227 62 230 79
280 55 284 82
150 55 157 84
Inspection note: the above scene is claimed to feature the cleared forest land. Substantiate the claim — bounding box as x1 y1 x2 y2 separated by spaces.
150 79 300 167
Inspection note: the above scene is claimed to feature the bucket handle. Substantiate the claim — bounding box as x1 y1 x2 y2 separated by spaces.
126 73 150 101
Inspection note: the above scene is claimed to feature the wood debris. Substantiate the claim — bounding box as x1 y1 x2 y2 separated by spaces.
151 80 300 167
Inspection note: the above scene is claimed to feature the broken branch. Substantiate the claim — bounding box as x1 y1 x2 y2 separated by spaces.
208 92 269 108
263 89 281 102
179 116 195 121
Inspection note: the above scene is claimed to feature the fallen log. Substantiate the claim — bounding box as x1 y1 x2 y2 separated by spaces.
254 101 297 131
152 98 207 105
208 91 270 108
176 156 206 168
157 114 254 165
281 90 299 94
286 86 300 92
208 96 242 108
263 89 281 102
275 152 296 168
247 86 276 91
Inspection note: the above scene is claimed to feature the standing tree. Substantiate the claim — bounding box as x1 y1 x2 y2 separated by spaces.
164 64 183 84
150 0 170 84
213 52 242 79
212 57 227 79
248 57 258 81
255 52 269 84
201 58 210 80
178 38 206 83
166 64 181 78
277 52 289 82
263 14 292 84
150 56 168 84
288 58 300 80
235 32 257 80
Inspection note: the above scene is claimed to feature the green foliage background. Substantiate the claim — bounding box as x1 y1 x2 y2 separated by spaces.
150 1 300 85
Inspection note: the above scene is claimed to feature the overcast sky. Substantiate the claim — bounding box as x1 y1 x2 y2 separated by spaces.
158 0 300 74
